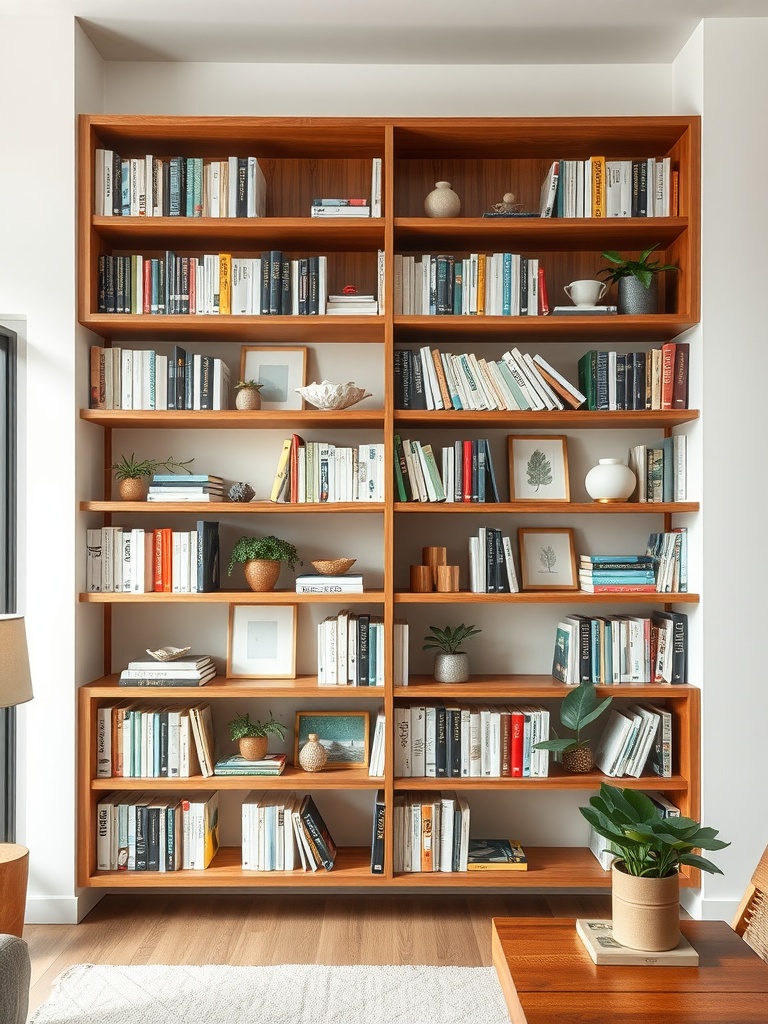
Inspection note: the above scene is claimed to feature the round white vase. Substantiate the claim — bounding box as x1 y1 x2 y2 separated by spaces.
424 181 461 218
585 458 636 503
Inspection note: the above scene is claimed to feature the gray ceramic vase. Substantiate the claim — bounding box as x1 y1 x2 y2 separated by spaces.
618 275 658 315
434 652 469 683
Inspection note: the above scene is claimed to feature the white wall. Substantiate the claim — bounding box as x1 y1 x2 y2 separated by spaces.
1 12 763 922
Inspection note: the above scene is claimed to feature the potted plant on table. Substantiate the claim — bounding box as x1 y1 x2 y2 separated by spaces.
598 243 678 315
422 623 482 683
580 784 729 951
227 534 299 592
110 453 194 501
234 379 264 411
227 711 286 761
533 682 613 773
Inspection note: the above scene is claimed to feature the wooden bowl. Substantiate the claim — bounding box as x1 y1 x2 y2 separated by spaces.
311 558 356 576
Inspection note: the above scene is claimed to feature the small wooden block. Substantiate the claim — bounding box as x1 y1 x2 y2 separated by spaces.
436 565 460 592
410 564 433 592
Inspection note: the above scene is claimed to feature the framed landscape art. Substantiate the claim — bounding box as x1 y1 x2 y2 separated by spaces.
294 711 370 769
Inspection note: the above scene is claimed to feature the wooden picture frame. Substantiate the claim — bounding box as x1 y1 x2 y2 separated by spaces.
518 528 578 590
294 711 370 769
508 434 570 501
227 603 297 678
239 346 308 410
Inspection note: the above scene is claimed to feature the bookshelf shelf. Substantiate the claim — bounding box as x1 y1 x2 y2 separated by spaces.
77 113 701 892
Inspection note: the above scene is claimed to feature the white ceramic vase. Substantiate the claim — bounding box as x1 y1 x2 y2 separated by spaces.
424 181 461 218
585 458 636 503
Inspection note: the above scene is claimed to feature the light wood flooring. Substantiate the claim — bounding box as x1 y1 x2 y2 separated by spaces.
23 891 612 1019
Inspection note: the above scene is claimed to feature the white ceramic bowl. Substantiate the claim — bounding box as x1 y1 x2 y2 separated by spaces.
295 380 372 411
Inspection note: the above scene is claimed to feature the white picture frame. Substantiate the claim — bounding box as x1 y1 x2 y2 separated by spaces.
240 346 308 410
227 603 297 678
518 528 578 591
508 434 570 501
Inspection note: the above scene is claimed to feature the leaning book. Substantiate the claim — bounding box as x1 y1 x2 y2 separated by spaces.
466 838 527 870
575 919 699 966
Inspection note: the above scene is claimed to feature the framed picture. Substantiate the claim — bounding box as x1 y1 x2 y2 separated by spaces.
294 711 370 770
227 604 297 678
239 346 308 410
518 528 578 591
508 434 570 501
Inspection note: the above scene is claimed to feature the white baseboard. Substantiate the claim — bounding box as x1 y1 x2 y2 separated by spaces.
680 889 738 923
25 890 104 925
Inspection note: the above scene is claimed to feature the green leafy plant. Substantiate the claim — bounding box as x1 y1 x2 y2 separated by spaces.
110 453 194 481
227 535 299 575
234 379 264 391
598 244 678 290
226 711 286 742
580 783 729 878
422 623 482 655
533 682 613 756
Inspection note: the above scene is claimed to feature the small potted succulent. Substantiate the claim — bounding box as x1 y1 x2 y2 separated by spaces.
227 711 286 761
598 243 678 315
110 453 194 501
580 784 729 951
234 379 264 411
422 623 482 683
227 534 299 592
533 681 613 773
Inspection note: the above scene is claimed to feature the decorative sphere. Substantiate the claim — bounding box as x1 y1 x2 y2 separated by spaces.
585 458 636 503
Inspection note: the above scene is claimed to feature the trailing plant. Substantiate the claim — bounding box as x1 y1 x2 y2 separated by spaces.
227 534 299 575
598 244 678 290
110 453 194 481
580 783 729 878
227 711 286 742
234 379 264 391
533 681 613 756
422 623 482 655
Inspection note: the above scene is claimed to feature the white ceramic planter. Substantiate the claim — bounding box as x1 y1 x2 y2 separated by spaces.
585 458 636 503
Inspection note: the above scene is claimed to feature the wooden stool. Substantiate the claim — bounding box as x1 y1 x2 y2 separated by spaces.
0 844 29 937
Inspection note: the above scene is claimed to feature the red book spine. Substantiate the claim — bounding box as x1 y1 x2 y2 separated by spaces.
660 343 676 409
290 434 303 503
538 265 550 315
162 528 173 592
510 710 525 777
462 440 473 502
188 258 196 314
672 342 689 409
153 530 164 592
143 259 152 314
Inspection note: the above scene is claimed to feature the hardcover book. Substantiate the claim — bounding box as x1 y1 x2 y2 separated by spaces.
466 838 527 870
575 919 699 966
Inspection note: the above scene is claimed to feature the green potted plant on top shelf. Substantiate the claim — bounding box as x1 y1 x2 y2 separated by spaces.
234 379 264 411
110 453 194 501
227 711 286 761
227 534 299 592
422 623 482 683
598 243 678 315
533 681 612 773
580 784 729 952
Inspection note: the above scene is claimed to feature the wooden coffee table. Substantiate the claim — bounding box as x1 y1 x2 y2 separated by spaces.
492 917 768 1023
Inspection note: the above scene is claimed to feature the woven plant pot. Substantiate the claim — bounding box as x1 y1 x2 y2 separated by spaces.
561 746 594 773
239 736 268 760
611 862 681 951
243 559 281 592
235 387 262 410
118 477 147 501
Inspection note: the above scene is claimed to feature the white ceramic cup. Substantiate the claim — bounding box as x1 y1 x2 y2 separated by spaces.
564 279 608 307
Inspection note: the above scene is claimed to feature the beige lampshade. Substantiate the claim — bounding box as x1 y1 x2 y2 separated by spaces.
0 615 33 708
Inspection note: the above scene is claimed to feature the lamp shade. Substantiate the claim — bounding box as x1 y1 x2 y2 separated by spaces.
0 615 33 708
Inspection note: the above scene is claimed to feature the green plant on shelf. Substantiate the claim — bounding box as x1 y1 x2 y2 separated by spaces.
422 623 482 655
226 711 287 742
598 244 678 290
227 535 299 575
110 453 195 481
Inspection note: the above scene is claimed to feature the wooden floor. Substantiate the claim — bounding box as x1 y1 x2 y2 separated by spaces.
23 891 612 1018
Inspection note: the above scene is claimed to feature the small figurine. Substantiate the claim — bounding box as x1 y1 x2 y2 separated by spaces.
228 482 255 503
491 192 524 214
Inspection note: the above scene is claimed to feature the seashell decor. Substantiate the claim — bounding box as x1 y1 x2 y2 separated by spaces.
295 380 372 411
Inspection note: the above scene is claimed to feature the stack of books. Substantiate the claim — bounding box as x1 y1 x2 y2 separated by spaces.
147 474 224 502
310 198 370 217
578 555 657 594
118 653 216 687
213 753 286 776
296 573 364 594
325 293 378 314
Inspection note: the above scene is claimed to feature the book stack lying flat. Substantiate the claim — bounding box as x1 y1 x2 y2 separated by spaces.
576 919 698 966
325 293 378 314
296 573 364 593
214 753 286 776
310 198 370 217
578 554 657 593
147 474 225 502
119 653 216 687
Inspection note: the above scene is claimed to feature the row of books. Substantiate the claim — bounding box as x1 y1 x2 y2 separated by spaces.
553 607 688 686
317 611 386 687
94 150 267 218
394 437 502 504
594 701 673 779
86 522 220 594
577 342 689 411
96 790 219 871
89 345 230 411
393 703 550 779
469 527 520 593
629 438 687 502
270 436 385 503
393 791 471 873
647 530 688 593
96 698 214 779
394 346 585 412
242 792 338 872
392 253 547 317
539 156 675 219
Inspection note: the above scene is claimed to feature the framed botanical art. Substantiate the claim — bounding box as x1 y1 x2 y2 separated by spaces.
508 434 570 501
239 346 307 410
227 603 297 678
518 527 578 590
294 711 370 770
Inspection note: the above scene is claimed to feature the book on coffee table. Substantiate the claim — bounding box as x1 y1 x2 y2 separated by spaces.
576 919 699 966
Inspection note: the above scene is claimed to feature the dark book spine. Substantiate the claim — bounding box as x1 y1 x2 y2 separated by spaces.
308 256 319 315
670 612 688 683
357 615 370 685
672 342 689 409
519 257 529 315
575 616 591 683
638 160 649 216
435 705 447 777
281 257 292 314
631 159 641 217
260 252 272 314
197 520 220 592
485 528 496 593
436 255 452 314
112 152 123 215
615 353 627 410
301 799 336 870
450 709 461 777
370 792 385 874
236 157 248 217
146 807 160 870
393 349 404 409
411 349 427 409
269 250 283 315
166 803 177 871
595 350 609 410
494 529 509 592
298 258 309 315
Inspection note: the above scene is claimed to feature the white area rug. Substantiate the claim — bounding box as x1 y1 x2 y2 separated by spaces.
31 963 510 1024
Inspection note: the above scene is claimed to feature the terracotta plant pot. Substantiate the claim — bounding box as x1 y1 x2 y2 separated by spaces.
611 861 681 951
243 559 281 592
117 477 147 501
239 736 268 760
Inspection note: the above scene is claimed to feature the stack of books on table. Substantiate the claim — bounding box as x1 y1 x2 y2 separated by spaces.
213 753 286 776
147 474 224 502
310 198 370 217
325 293 378 315
578 555 657 594
118 654 216 687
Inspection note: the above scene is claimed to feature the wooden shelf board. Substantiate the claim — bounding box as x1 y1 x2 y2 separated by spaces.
392 315 696 344
79 314 385 344
85 674 385 698
81 500 385 514
395 676 699 699
80 590 386 604
395 501 699 514
91 767 378 791
393 773 688 791
395 590 698 605
80 409 384 430
394 409 699 429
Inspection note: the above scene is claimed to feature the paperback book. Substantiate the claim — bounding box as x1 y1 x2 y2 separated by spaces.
466 838 527 870
575 919 699 966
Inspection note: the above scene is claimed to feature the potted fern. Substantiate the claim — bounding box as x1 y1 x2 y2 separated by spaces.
423 623 482 683
227 711 286 760
533 681 613 773
598 243 678 315
227 534 299 592
110 453 194 501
